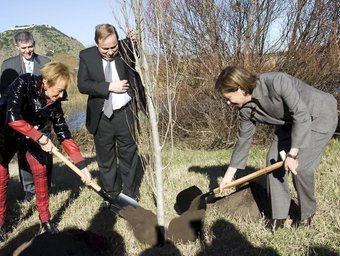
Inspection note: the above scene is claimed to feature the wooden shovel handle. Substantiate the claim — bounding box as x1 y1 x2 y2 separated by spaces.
52 147 102 192
212 150 286 194
212 161 284 194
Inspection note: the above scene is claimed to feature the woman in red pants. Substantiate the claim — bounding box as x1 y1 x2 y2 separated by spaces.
0 62 92 241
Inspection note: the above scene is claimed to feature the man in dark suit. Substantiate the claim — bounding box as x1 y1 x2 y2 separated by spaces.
77 24 145 209
0 30 52 202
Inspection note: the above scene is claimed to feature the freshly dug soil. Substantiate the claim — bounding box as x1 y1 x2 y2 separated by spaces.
119 206 160 246
13 183 268 252
209 183 270 219
13 228 110 256
167 208 205 243
120 204 206 245
121 183 267 246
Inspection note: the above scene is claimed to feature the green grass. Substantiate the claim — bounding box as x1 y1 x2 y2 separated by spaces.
0 139 339 255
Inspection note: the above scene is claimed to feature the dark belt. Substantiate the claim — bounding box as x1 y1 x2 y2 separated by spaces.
112 101 132 114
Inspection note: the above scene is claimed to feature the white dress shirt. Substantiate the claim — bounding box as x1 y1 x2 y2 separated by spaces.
23 58 34 74
102 59 131 110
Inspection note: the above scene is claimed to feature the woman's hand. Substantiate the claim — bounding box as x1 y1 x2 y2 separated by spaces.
80 168 92 186
219 167 237 192
284 157 298 175
38 135 55 154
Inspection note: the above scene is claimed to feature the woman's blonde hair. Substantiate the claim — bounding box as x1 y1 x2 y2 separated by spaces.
215 66 257 95
40 62 73 89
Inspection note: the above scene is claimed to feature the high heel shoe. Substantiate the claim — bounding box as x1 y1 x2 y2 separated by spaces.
265 219 286 233
292 215 313 228
42 221 59 234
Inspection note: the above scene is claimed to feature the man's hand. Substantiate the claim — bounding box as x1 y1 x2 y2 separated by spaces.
127 28 136 43
109 80 129 93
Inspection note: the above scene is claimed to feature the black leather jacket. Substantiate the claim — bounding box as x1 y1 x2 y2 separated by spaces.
0 73 72 164
0 73 87 169
4 73 71 139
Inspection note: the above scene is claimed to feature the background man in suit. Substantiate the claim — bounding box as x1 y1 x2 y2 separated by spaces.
0 30 52 202
215 66 338 233
77 24 145 209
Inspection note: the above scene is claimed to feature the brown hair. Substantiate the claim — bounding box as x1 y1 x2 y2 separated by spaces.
40 62 72 89
215 66 257 95
94 24 119 43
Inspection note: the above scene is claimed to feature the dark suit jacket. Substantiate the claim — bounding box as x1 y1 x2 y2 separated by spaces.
0 53 50 96
77 39 146 134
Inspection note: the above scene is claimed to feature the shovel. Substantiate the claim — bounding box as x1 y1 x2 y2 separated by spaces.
176 151 286 214
52 148 139 214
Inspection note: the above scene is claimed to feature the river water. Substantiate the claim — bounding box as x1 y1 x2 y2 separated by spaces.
67 111 86 132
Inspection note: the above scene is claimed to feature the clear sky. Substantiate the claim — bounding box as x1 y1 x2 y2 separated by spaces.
0 0 128 47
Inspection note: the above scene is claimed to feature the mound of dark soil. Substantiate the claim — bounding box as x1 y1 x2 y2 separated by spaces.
119 206 160 246
120 204 206 245
167 208 205 243
209 183 270 218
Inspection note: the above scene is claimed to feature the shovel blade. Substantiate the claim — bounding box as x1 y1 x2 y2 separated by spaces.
175 185 203 214
110 193 139 214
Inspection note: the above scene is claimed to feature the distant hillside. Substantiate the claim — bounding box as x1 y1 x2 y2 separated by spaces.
0 24 85 68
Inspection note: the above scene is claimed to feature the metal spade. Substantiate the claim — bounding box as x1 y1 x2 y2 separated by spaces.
176 151 286 214
52 148 139 214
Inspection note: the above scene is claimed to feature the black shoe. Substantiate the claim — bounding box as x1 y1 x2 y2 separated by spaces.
99 201 111 211
24 192 35 202
265 219 286 233
292 215 313 228
42 221 59 234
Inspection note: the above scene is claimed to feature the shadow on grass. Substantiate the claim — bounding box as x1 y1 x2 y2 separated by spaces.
0 157 95 255
197 219 279 256
6 177 35 228
0 224 40 256
88 210 125 255
139 241 182 256
196 218 340 256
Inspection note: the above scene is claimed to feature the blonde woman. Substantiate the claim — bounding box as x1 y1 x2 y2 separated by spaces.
0 62 91 241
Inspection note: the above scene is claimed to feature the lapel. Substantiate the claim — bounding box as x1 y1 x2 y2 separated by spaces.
114 54 126 80
15 55 25 75
33 53 41 74
91 48 106 81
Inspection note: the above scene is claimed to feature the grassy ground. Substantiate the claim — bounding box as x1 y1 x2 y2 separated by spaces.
0 138 339 255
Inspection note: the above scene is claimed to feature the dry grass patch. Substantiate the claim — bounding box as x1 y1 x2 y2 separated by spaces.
0 139 339 255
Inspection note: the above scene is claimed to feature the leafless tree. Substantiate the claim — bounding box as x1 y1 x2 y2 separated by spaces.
110 0 188 242
110 0 340 242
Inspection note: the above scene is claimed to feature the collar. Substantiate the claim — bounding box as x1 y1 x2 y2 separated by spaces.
251 77 268 102
22 56 34 64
